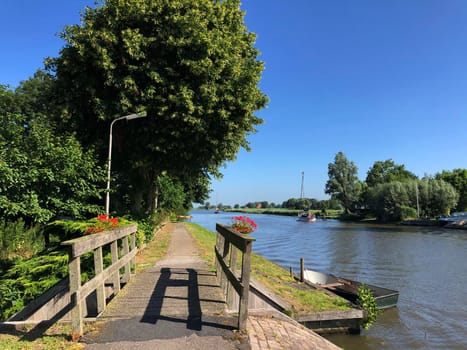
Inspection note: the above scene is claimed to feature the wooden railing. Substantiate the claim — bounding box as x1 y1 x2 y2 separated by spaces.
215 223 255 330
62 224 138 341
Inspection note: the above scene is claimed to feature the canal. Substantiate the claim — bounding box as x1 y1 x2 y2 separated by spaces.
190 210 467 350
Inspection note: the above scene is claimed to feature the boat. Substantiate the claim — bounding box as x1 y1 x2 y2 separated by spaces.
303 269 399 310
297 171 317 222
297 211 317 222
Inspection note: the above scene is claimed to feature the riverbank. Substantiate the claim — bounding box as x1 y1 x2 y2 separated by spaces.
223 208 342 219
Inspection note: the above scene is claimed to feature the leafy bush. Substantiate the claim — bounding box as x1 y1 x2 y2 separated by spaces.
398 205 418 220
357 284 381 330
0 252 68 320
0 220 45 260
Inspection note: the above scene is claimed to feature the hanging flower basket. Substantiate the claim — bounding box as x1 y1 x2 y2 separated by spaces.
231 216 258 234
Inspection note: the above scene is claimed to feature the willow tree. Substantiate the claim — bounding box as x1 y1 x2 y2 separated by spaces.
50 0 268 215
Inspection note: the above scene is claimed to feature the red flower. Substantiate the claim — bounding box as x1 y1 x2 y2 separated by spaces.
85 214 119 234
231 216 258 234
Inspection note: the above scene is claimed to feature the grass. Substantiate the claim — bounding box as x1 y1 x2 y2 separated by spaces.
184 222 350 315
135 222 172 270
0 324 86 350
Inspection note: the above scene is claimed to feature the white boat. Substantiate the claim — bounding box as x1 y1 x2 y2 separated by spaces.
297 172 316 222
298 211 316 222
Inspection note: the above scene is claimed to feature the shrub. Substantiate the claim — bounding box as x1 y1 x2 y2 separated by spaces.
0 220 45 260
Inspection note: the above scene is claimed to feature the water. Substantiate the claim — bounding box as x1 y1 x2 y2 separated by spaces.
190 210 467 350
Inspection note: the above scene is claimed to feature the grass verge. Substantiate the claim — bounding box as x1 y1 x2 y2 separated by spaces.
184 222 350 315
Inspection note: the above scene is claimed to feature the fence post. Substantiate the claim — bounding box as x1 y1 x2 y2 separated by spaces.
110 240 121 294
122 236 130 283
238 240 252 330
69 255 82 341
93 247 105 314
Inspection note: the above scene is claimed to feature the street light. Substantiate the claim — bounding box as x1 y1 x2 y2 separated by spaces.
105 113 146 215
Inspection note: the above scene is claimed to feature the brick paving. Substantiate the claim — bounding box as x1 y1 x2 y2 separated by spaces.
247 312 341 350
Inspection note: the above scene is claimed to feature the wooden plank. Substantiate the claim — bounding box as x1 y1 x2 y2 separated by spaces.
122 236 130 282
62 224 137 258
238 241 252 330
78 248 137 301
295 309 364 322
69 256 82 341
214 248 242 295
110 241 121 295
226 247 238 309
93 247 105 314
130 233 136 271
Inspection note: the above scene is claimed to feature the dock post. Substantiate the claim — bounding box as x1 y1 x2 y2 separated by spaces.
300 258 304 282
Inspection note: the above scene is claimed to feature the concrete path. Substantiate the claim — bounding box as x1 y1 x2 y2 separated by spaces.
82 223 341 350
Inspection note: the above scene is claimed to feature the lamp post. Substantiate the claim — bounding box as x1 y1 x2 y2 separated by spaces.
105 113 145 215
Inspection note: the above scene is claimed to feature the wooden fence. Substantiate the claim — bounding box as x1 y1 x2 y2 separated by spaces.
215 223 255 330
62 224 138 341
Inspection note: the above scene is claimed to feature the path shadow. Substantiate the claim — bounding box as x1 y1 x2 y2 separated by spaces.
140 267 235 332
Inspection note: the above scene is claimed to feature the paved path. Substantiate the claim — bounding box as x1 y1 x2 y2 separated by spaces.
82 223 340 350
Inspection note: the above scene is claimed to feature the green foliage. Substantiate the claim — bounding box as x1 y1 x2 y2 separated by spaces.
157 174 186 213
365 159 417 187
0 279 23 320
418 178 458 217
0 85 105 224
0 252 68 320
51 0 268 216
357 284 381 330
0 220 45 260
399 205 418 220
325 152 362 214
435 169 467 212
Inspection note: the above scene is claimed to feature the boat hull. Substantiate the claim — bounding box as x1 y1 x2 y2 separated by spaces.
304 269 399 310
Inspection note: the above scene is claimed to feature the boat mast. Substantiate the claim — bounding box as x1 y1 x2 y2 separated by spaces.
300 171 305 200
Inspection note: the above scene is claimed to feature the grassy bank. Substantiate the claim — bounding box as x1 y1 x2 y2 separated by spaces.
184 222 350 315
223 208 343 219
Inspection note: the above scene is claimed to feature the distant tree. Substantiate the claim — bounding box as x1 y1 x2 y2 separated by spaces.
365 159 417 187
435 169 467 212
367 181 414 221
50 0 268 216
234 204 240 209
368 179 458 221
204 202 210 210
325 152 362 214
418 178 458 217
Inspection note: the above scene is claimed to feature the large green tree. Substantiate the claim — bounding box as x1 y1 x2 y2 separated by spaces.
50 0 267 215
365 159 417 187
325 152 362 214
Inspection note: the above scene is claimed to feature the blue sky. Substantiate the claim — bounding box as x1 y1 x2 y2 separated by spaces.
1 1 466 206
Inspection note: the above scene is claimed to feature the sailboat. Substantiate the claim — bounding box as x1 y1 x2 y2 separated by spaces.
297 172 316 222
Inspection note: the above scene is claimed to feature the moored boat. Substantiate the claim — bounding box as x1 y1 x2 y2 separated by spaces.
297 211 317 222
304 269 399 310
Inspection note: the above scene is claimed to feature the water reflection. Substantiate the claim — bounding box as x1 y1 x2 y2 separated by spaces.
190 210 467 350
